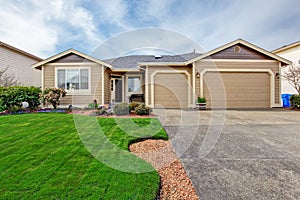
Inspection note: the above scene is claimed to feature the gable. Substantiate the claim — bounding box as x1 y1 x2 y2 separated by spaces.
207 44 272 60
50 53 94 63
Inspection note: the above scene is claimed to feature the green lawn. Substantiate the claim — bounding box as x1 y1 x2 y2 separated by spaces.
0 113 168 199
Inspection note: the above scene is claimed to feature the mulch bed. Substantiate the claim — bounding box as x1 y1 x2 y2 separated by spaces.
129 140 199 200
71 109 157 118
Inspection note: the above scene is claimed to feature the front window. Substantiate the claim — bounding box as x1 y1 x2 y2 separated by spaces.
57 68 89 90
127 76 141 92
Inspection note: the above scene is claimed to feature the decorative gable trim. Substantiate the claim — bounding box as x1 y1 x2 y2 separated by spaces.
186 39 292 66
32 49 112 69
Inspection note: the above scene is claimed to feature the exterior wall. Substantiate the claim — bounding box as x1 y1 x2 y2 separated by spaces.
146 65 193 107
104 68 111 104
195 60 280 105
0 46 41 86
209 44 271 60
275 45 300 94
43 63 103 107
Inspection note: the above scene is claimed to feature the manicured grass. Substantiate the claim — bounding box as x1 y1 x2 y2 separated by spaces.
0 114 168 199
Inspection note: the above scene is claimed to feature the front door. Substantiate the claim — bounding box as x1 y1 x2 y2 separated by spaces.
115 79 123 102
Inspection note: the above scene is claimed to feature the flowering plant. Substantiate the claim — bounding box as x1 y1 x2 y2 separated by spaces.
40 87 67 109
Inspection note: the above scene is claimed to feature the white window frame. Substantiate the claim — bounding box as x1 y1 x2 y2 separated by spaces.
55 67 91 95
126 75 142 93
126 74 142 101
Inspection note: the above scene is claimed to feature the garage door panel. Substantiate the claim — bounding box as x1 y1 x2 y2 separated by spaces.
204 85 270 93
154 73 188 108
204 72 270 108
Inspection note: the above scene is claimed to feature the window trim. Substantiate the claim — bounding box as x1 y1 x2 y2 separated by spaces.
55 67 91 95
126 75 142 93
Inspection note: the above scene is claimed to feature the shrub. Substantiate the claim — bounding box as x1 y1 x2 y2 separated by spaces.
197 97 206 103
113 103 129 115
134 104 151 115
92 109 107 116
0 86 41 112
8 105 23 113
129 101 140 111
290 94 300 109
88 99 98 109
40 87 67 109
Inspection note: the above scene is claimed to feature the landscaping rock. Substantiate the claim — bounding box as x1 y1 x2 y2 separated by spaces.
129 140 199 200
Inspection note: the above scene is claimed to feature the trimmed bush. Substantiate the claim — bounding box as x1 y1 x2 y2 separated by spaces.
113 103 129 115
197 97 206 103
88 100 98 109
134 104 151 115
128 101 141 111
290 94 300 109
0 86 41 112
40 87 67 109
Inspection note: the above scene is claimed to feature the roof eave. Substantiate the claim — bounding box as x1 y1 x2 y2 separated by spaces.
0 41 43 61
272 41 300 54
185 38 292 66
138 62 186 66
31 49 112 69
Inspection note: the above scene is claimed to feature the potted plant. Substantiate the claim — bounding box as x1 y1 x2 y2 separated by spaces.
196 97 206 110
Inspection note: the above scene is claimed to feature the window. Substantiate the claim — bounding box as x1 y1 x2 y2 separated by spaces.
127 76 141 92
111 80 114 91
57 68 89 90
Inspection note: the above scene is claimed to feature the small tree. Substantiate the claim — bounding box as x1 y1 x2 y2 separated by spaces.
282 65 300 94
40 87 67 109
0 67 19 86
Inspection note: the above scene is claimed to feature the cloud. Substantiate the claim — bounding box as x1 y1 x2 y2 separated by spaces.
132 0 300 51
0 0 299 58
87 0 132 32
0 0 101 58
91 28 203 59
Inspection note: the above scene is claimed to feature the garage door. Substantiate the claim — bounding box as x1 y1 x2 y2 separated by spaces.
154 73 188 108
203 72 270 108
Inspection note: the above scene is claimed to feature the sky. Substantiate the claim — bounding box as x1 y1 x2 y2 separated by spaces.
0 0 299 59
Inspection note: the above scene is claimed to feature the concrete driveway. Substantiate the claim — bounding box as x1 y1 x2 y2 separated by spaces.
156 109 300 200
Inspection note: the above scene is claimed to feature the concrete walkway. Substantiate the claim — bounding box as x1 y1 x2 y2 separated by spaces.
155 109 300 200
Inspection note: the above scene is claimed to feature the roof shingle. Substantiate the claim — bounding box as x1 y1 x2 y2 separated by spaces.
104 52 201 69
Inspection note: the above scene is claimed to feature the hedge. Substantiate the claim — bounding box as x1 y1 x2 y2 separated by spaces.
290 94 300 109
0 86 41 112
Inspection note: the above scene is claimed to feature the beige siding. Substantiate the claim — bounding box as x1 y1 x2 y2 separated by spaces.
43 64 103 106
0 46 41 86
195 60 280 105
203 72 270 108
44 65 55 88
104 68 111 104
195 68 201 99
146 66 192 108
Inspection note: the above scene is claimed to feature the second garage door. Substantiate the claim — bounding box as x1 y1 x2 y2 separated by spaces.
154 73 189 108
203 72 270 108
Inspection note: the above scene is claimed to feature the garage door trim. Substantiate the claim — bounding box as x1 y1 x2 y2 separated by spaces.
151 70 191 108
200 68 276 107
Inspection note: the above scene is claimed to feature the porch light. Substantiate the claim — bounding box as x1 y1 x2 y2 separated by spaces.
196 72 200 78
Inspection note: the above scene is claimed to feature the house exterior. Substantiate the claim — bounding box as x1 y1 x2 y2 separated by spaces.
0 41 42 86
272 41 300 95
32 39 291 109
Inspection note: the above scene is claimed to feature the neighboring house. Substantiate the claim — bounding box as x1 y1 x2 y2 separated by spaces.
0 41 43 86
32 39 291 109
272 41 300 94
